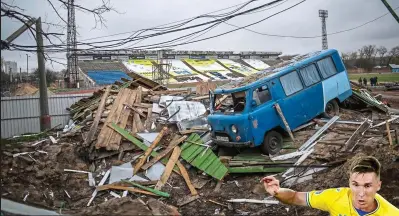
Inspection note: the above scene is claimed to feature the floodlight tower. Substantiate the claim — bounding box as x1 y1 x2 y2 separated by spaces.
319 10 328 50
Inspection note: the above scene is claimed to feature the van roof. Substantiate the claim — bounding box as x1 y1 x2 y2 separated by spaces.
215 49 337 94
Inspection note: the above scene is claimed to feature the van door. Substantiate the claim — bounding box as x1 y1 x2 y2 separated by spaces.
248 84 280 146
276 71 308 129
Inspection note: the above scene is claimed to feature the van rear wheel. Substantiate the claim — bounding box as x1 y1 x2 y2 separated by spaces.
323 100 339 118
261 130 283 155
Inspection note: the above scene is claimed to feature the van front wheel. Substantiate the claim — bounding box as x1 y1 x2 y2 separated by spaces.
261 130 283 155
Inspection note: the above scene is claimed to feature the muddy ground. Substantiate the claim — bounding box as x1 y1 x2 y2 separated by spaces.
1 95 399 215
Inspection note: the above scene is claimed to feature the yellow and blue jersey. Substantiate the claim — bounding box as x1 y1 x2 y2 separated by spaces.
306 187 399 216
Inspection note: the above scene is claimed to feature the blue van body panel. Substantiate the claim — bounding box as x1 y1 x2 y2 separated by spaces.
209 49 352 148
207 113 251 142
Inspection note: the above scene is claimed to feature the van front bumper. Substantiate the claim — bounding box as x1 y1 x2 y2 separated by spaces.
211 138 253 148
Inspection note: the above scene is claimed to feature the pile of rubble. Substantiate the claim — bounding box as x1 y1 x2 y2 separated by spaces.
1 78 398 215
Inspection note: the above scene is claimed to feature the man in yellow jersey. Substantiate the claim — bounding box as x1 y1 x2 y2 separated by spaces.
262 156 399 215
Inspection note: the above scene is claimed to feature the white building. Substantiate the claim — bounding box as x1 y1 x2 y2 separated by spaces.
4 61 18 81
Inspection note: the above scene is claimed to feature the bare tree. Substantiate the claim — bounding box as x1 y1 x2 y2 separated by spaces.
376 46 388 66
1 0 117 67
362 45 376 60
349 51 358 61
387 46 399 65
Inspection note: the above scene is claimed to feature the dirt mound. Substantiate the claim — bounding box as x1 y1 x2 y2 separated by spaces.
1 142 92 210
14 83 38 96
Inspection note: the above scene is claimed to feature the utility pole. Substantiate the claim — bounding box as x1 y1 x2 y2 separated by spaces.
66 0 78 88
380 0 399 23
26 54 30 74
36 17 51 130
319 10 328 50
19 67 22 82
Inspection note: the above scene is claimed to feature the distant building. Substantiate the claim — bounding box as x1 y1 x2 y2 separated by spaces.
389 64 399 73
4 61 18 81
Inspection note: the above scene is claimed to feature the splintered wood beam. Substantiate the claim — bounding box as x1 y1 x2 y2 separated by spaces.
176 161 198 196
155 146 181 190
133 127 168 175
96 184 156 196
342 119 371 152
85 86 111 146
141 135 187 170
274 103 295 142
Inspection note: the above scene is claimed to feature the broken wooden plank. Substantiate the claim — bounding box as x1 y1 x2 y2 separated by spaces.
109 123 181 174
85 86 111 147
134 113 145 133
145 107 153 131
191 95 209 101
371 116 399 128
96 184 157 196
180 129 206 135
96 88 136 150
107 89 137 150
208 200 228 208
176 161 198 196
121 180 170 198
134 103 152 108
124 103 146 118
274 103 295 143
342 119 371 152
155 146 181 190
177 195 200 207
386 121 393 146
133 127 168 175
142 135 187 170
215 95 228 107
299 116 340 151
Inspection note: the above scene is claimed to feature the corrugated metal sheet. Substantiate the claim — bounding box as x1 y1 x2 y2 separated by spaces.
1 93 92 138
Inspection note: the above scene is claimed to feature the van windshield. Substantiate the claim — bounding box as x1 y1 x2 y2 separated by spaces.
212 90 247 114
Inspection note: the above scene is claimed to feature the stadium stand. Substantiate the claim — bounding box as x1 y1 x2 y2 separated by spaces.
242 59 270 70
123 59 154 79
77 61 167 90
217 59 257 76
183 59 242 80
87 71 132 85
169 60 209 83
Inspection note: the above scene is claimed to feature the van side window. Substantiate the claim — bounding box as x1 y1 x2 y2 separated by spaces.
299 64 321 86
252 85 271 105
280 71 303 96
317 57 337 78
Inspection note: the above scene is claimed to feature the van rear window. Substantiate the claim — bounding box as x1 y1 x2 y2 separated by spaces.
317 57 337 78
280 71 303 96
299 64 321 86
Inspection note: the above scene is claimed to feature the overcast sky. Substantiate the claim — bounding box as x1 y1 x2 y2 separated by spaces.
1 0 398 72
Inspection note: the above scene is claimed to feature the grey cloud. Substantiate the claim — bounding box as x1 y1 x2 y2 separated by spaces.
1 0 398 72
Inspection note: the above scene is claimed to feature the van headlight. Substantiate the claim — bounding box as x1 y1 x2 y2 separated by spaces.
231 125 237 133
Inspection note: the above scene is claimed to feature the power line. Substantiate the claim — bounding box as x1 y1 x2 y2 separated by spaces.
77 0 288 42
217 5 399 39
10 0 285 50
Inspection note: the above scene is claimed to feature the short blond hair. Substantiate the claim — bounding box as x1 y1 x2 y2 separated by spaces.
349 156 381 178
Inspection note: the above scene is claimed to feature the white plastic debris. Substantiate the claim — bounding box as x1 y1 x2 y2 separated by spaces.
110 191 121 198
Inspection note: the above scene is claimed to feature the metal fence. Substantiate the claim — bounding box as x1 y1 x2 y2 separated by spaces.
1 93 92 138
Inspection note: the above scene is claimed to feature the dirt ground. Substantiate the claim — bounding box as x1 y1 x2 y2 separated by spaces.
1 94 399 215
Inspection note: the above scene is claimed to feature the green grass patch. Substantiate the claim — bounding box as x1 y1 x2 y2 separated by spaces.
348 73 399 82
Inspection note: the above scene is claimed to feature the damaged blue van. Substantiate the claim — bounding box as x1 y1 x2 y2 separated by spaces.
208 49 352 155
